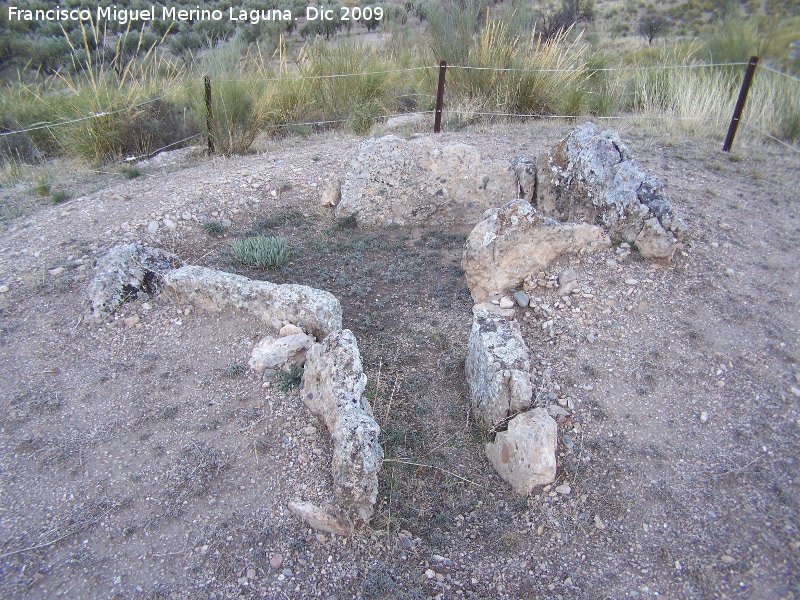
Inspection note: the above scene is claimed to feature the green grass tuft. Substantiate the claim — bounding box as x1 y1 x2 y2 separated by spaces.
50 189 70 204
203 220 227 235
230 235 289 269
121 165 143 179
277 364 304 392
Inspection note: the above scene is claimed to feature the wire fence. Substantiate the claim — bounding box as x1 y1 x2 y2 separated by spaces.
0 96 166 138
2 61 798 157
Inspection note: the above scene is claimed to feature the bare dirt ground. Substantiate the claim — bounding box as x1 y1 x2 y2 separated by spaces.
0 121 798 599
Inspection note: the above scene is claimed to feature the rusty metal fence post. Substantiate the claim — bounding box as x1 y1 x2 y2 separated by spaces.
204 75 215 155
723 56 759 152
434 61 447 133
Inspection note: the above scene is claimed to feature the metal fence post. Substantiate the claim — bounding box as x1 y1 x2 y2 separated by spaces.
723 56 759 152
204 75 215 155
434 61 447 133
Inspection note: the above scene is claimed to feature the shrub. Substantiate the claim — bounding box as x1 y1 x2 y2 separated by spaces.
277 364 304 392
203 220 227 235
230 235 289 269
50 189 69 204
121 166 142 179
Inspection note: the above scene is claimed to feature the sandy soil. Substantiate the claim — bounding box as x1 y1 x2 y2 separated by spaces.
0 121 798 599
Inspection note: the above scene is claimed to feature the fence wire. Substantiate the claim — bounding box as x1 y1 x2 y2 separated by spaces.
447 62 751 73
758 64 800 84
741 120 800 154
442 110 726 122
1 61 796 154
0 96 165 138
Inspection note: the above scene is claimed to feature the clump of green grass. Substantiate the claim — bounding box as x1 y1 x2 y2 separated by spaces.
50 189 70 204
203 220 227 235
121 165 142 179
34 176 51 197
230 235 289 269
277 364 304 392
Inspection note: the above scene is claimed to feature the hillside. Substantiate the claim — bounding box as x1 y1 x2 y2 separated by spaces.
0 120 798 598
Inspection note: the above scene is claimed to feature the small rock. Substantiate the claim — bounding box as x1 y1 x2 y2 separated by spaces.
48 266 65 276
123 314 140 327
281 568 293 578
548 405 570 417
425 569 436 579
586 333 596 343
562 434 574 449
555 484 571 495
790 387 800 398
499 296 515 309
163 218 177 231
606 258 619 268
320 179 342 207
279 323 304 337
221 218 232 228
558 269 578 286
0 284 9 293
147 221 159 234
700 411 709 423
141 302 152 311
269 554 283 569
513 290 530 308
624 278 638 285
725 268 735 276
288 501 354 536
721 555 735 565
594 514 606 530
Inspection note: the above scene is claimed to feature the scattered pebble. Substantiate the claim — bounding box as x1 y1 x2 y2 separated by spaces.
700 411 709 423
499 296 514 309
0 284 8 293
624 278 638 285
513 290 530 308
721 555 735 565
790 387 800 398
269 554 283 569
586 333 596 343
594 514 606 530
48 266 65 276
555 484 571 495
147 221 159 234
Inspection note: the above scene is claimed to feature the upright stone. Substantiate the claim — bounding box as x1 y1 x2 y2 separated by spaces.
301 329 383 522
465 305 534 429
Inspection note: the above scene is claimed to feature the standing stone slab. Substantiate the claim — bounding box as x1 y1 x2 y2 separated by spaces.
462 199 610 303
88 243 183 318
336 134 517 228
535 122 685 259
485 408 557 495
301 330 383 522
465 306 534 430
162 266 342 339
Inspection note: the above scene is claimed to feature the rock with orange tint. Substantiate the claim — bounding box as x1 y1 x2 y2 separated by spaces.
485 408 557 495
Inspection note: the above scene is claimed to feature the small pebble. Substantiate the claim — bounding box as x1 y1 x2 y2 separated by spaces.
625 278 638 285
555 484 571 495
48 266 65 276
562 434 574 449
586 333 596 343
281 568 293 578
513 290 530 308
147 221 159 234
499 296 514 309
700 411 709 423
721 555 735 565
269 554 283 569
790 387 800 398
0 284 9 293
